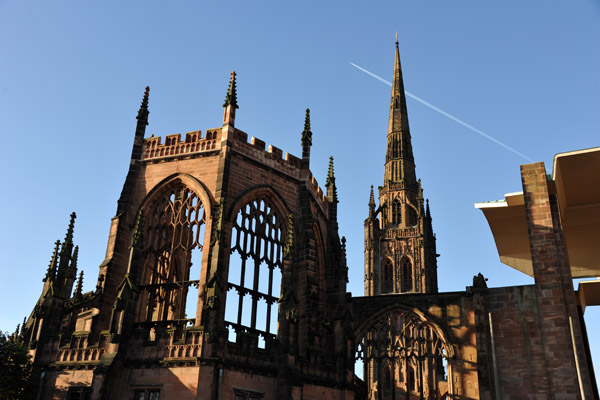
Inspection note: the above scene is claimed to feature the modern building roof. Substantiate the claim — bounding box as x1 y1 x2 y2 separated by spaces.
475 147 600 310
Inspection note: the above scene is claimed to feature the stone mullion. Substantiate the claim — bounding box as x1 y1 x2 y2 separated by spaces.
200 144 232 366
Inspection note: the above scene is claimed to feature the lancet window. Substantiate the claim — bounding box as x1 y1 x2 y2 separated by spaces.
382 258 394 294
392 200 402 225
225 197 284 347
136 183 206 326
401 257 413 292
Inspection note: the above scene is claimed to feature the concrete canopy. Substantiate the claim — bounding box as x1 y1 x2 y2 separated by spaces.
475 147 600 280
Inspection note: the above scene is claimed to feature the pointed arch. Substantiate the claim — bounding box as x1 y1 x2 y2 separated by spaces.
134 174 213 325
406 203 418 227
224 185 289 347
354 303 455 399
401 256 413 292
381 258 394 294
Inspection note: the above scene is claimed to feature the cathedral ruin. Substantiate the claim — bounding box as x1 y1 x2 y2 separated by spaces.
19 40 598 399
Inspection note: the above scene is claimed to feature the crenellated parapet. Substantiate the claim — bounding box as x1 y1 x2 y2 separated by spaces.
142 129 221 160
228 129 330 214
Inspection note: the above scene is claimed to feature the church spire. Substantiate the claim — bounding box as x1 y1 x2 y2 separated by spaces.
385 35 416 185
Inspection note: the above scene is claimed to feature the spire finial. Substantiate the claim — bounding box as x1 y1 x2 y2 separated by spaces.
69 245 79 279
368 185 376 216
395 32 398 44
326 156 338 204
136 86 150 123
301 108 312 146
223 71 239 109
74 270 84 298
326 156 335 186
43 240 61 282
63 212 77 248
426 199 431 219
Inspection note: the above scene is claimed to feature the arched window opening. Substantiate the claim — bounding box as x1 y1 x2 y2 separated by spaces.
392 200 401 225
225 197 284 348
137 184 206 326
355 309 452 399
382 258 394 294
407 206 418 227
401 257 412 292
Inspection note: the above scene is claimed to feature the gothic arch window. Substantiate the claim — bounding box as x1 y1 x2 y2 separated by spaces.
225 197 284 347
401 257 412 292
137 183 206 325
355 308 453 399
407 205 418 227
392 199 402 225
382 258 394 294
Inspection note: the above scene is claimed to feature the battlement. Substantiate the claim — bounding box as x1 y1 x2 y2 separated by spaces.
308 171 326 204
141 126 329 212
142 130 221 160
229 131 328 211
230 130 306 172
233 129 327 206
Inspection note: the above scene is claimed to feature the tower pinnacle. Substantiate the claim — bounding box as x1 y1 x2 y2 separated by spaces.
326 156 338 204
301 108 312 169
223 71 239 109
74 271 84 298
43 240 61 282
368 185 376 217
223 71 238 128
136 86 150 124
301 108 312 146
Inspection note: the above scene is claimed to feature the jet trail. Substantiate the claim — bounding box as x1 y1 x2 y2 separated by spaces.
349 62 534 162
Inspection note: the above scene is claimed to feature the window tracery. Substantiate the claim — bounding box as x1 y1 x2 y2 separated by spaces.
136 183 206 326
355 309 450 399
225 197 284 346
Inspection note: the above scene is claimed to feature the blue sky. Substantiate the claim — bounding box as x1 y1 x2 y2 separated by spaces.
1 0 599 381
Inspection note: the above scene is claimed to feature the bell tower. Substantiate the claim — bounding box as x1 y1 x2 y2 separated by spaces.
364 37 438 296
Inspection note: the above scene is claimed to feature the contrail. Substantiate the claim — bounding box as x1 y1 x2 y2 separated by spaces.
350 62 534 162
